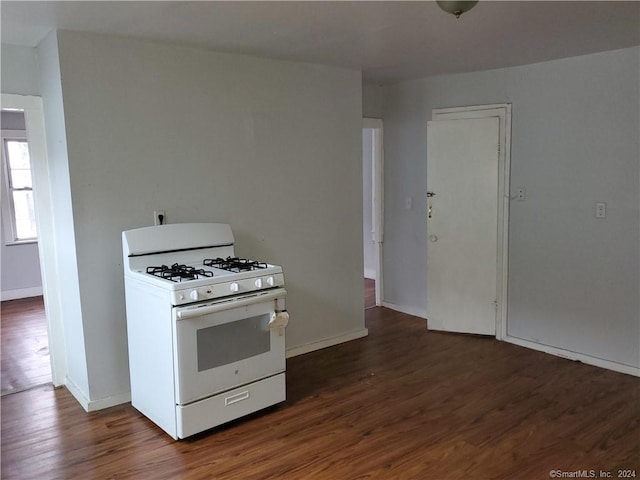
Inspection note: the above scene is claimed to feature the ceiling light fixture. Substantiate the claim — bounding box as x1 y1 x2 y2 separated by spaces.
436 0 479 19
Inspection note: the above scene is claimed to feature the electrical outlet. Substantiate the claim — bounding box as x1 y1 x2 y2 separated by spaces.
595 202 607 219
154 210 166 226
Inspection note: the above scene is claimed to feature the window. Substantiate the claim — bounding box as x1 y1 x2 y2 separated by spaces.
2 130 37 243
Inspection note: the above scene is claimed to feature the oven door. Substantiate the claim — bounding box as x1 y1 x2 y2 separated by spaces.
173 288 286 405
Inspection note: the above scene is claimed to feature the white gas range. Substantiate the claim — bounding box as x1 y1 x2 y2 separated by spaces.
122 223 288 439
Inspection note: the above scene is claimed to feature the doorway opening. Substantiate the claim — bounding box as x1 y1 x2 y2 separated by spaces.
1 108 51 395
428 104 512 338
363 118 384 309
1 93 64 392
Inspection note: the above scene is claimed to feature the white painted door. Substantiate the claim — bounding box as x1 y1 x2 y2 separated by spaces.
426 117 500 335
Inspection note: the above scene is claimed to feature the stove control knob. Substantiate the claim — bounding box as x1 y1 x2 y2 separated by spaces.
254 278 263 288
189 290 199 300
266 276 275 287
230 282 239 293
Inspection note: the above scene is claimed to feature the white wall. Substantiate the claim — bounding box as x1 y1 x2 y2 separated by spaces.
1 44 40 95
1 45 43 300
0 235 42 300
38 30 365 406
362 83 386 119
381 47 639 369
38 32 90 396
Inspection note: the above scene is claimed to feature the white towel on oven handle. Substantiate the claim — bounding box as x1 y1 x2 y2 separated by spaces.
269 310 289 336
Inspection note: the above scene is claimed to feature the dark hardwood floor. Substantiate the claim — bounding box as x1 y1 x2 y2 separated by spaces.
365 277 375 309
2 306 638 479
1 296 51 396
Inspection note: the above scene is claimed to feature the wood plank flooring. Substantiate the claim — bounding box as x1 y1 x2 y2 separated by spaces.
1 296 51 396
2 307 639 479
364 277 376 309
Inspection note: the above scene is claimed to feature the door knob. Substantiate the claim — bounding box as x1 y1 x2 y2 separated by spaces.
429 235 438 242
426 191 436 197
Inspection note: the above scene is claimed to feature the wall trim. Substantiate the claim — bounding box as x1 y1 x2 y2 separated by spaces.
432 103 512 341
363 117 385 307
65 377 132 412
381 301 427 319
504 335 640 377
64 378 90 411
1 286 43 301
2 93 67 387
86 391 132 412
286 328 369 358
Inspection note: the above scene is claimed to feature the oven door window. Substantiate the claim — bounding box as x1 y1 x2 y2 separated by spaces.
173 298 286 405
196 314 270 371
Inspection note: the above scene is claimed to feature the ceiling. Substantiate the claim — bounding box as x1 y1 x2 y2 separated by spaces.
2 1 639 85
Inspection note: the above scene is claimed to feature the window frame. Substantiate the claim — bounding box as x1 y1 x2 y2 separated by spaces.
1 128 38 245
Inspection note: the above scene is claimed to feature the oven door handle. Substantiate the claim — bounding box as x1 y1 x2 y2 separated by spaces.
176 288 287 320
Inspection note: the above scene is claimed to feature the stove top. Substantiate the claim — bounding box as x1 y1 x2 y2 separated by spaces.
145 257 271 283
146 263 215 283
203 257 268 273
123 224 285 305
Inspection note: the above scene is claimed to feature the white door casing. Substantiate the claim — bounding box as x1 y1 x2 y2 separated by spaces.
1 93 66 386
432 104 512 339
363 118 384 306
426 117 500 335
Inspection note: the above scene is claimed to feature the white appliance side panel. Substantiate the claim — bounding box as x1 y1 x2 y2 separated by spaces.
123 223 234 257
125 278 178 439
176 373 285 439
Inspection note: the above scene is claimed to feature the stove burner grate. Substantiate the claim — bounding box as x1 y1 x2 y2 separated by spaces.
203 257 268 273
146 263 214 282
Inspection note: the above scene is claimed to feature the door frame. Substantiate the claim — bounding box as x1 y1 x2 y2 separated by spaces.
363 118 384 306
2 93 66 385
432 104 511 340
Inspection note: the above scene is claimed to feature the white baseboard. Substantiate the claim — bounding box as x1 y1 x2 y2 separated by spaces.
504 335 640 377
381 301 427 319
64 378 90 411
65 377 131 412
86 391 131 412
286 328 369 358
1 286 43 301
